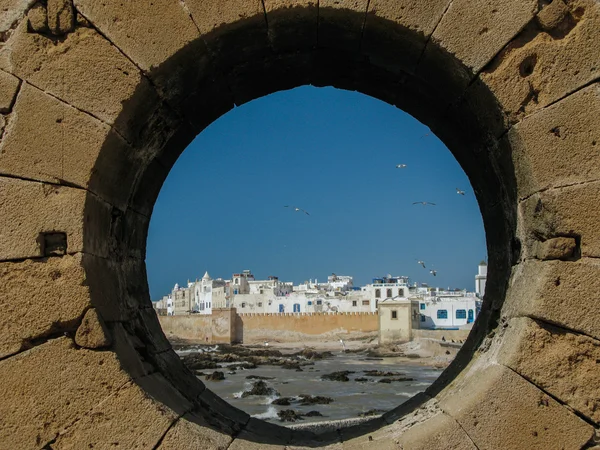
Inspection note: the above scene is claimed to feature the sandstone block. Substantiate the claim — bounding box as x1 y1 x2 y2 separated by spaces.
0 0 34 33
0 254 91 358
0 337 131 449
537 0 569 30
75 307 111 349
503 259 600 340
0 69 19 113
0 177 88 260
8 24 163 144
509 83 600 199
439 363 593 449
0 82 145 210
362 0 451 75
498 317 600 424
481 0 600 122
418 0 537 104
263 1 318 52
395 412 477 450
157 413 233 449
519 182 600 257
110 322 155 379
0 113 5 135
533 236 577 260
319 0 369 52
47 0 74 35
26 1 47 32
53 374 191 449
228 430 286 450
74 0 211 110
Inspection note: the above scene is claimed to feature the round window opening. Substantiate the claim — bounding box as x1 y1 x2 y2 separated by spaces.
147 85 488 430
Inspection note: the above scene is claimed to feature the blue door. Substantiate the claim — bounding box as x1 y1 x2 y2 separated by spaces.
279 304 285 313
467 309 474 324
293 304 300 313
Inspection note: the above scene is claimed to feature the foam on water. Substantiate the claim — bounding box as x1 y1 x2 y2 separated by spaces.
253 406 279 420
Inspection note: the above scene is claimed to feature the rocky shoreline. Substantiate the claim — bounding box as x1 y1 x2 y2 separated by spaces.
176 339 455 422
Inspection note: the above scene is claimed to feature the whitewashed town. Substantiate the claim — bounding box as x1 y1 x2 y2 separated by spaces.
153 261 487 331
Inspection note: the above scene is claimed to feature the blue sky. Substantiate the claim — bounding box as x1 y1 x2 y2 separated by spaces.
146 86 486 300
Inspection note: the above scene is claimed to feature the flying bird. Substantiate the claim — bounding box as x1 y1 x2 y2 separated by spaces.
412 201 436 206
284 205 310 215
395 164 407 169
430 270 437 276
420 132 432 139
456 188 465 195
417 260 426 269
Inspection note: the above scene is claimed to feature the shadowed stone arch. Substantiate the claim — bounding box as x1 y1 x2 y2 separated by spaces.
0 0 599 448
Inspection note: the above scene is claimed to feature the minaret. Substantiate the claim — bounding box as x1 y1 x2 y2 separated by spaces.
475 261 487 297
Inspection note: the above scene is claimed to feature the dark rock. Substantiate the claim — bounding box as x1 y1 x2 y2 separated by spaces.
245 375 275 380
205 371 225 381
298 395 333 405
277 409 304 422
282 361 302 370
321 371 355 382
241 380 279 398
364 370 406 377
304 410 324 417
271 397 292 405
355 377 368 382
378 378 392 384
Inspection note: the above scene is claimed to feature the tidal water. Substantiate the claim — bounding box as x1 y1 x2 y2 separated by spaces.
186 351 443 425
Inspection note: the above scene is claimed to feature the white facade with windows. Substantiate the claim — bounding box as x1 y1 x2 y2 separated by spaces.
416 293 481 329
475 261 487 298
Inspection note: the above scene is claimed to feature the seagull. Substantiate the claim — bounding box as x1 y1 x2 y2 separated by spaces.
417 260 426 268
430 270 437 276
420 132 432 139
284 205 309 215
412 201 436 206
456 188 465 195
395 164 407 169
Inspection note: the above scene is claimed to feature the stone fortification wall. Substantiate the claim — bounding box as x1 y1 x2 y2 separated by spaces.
158 308 235 344
1 0 599 448
236 312 378 343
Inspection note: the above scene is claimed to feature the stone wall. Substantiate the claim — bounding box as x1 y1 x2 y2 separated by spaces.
158 308 236 344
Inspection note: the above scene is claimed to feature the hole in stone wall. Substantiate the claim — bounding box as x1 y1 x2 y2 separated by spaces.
146 86 487 426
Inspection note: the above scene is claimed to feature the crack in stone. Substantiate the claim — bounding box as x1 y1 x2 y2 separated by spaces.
415 0 453 69
518 177 600 202
502 363 599 428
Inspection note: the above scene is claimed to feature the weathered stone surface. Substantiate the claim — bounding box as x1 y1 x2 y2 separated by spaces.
509 83 600 199
263 1 318 52
7 24 161 144
481 0 600 122
395 412 477 450
362 0 451 74
520 182 600 257
0 69 19 113
75 308 111 349
503 259 600 340
418 0 537 103
74 0 210 109
185 0 264 36
0 337 131 449
0 254 90 358
498 317 600 424
537 0 569 30
533 236 577 260
0 177 87 260
0 83 139 209
229 430 286 450
26 1 47 32
157 413 233 449
110 322 155 379
47 0 74 35
0 0 35 33
319 0 369 52
52 374 189 449
439 363 593 449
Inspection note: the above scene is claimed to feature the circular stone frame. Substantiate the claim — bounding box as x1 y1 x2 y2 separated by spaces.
0 1 599 448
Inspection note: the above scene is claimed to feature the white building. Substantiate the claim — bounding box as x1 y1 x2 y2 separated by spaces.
475 261 487 297
414 290 481 329
361 275 410 312
192 271 227 314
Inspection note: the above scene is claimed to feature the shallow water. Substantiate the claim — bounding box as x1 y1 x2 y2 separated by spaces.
185 351 443 425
